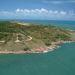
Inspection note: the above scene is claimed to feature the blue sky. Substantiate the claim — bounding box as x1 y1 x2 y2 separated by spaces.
0 0 75 20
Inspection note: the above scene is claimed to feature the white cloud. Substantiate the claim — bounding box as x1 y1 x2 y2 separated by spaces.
16 8 20 12
15 8 63 15
16 8 48 14
0 8 75 20
60 11 67 15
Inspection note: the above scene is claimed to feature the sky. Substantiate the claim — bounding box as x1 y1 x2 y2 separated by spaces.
0 0 75 20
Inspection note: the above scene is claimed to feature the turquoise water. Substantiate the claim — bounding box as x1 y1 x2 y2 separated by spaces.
18 20 75 30
0 20 75 75
0 43 75 75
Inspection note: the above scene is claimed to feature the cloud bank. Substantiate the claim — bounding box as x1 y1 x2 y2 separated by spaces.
0 8 75 20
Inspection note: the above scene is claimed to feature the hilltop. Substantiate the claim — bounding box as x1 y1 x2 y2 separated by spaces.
0 21 75 54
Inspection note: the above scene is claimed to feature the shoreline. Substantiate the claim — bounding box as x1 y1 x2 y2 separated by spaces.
0 41 74 54
0 21 75 54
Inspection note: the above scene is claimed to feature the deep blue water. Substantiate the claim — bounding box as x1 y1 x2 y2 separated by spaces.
17 20 75 30
0 20 75 75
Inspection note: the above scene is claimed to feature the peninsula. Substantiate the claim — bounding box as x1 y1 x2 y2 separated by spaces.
0 21 75 54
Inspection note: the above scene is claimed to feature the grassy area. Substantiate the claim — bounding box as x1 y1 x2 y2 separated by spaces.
0 21 74 51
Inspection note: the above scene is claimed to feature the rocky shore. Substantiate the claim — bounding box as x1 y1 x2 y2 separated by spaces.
0 40 74 54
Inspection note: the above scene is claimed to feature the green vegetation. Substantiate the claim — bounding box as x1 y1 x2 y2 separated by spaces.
23 47 31 51
0 21 74 51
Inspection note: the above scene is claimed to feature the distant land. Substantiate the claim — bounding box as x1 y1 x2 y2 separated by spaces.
0 21 75 54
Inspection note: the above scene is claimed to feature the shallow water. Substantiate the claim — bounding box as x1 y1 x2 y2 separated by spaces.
0 43 75 75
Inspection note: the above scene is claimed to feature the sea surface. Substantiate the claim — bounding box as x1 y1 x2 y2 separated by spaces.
18 20 75 30
0 20 75 75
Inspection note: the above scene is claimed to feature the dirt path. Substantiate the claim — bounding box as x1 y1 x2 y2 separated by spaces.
15 34 21 42
25 36 32 41
0 41 5 43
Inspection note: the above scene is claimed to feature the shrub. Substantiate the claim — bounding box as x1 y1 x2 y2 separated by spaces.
23 47 30 51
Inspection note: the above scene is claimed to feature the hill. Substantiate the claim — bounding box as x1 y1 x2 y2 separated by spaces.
0 21 75 53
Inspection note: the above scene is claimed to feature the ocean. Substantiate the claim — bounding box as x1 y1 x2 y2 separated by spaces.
18 20 75 30
0 20 75 75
